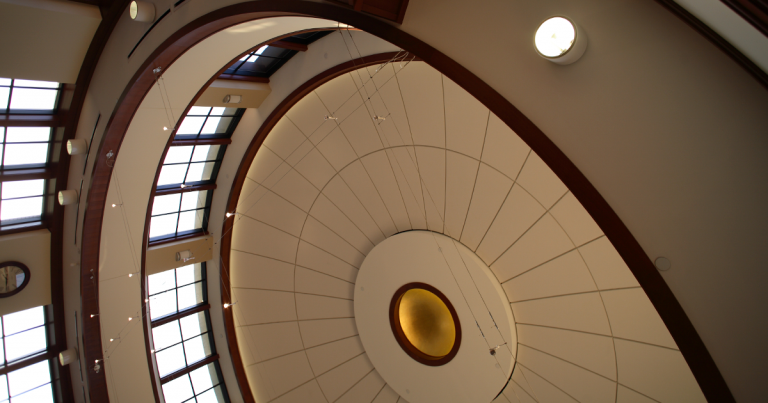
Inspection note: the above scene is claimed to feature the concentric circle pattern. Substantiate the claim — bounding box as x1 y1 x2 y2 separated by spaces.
229 61 706 402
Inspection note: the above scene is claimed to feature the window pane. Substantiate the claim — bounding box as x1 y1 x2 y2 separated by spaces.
5 127 50 142
162 375 194 403
149 213 178 239
184 162 214 183
152 321 182 351
0 78 11 85
187 107 211 115
1 127 4 141
164 147 194 164
196 385 226 403
1 180 44 199
149 290 177 320
148 270 176 295
0 197 43 223
201 117 232 135
13 80 58 89
191 146 220 163
152 194 181 216
179 191 207 211
9 88 57 110
10 383 53 403
4 327 46 362
0 375 8 401
210 107 237 116
183 335 212 365
0 87 9 110
3 144 49 166
179 313 207 340
176 117 206 135
3 307 44 335
177 282 204 311
7 360 50 396
176 210 204 233
157 164 189 186
189 363 219 395
155 344 186 377
176 264 202 287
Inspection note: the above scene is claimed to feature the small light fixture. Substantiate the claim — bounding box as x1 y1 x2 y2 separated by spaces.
223 95 242 104
66 139 88 155
128 317 133 321
129 1 155 23
59 348 78 366
534 16 588 65
163 126 168 131
223 303 230 308
655 257 672 271
176 250 194 262
58 190 78 206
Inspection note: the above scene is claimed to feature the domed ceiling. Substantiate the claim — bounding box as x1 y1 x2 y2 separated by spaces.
228 60 707 403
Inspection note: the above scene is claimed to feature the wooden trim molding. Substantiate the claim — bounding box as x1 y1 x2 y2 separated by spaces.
0 114 65 127
151 304 211 328
75 2 738 403
171 138 232 146
654 0 768 90
269 40 308 52
0 168 55 182
159 354 219 384
217 74 270 83
154 183 217 196
721 0 768 37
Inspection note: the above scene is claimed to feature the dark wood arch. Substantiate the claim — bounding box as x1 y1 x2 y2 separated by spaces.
77 1 736 402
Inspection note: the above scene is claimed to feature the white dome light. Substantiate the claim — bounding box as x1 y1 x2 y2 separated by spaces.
535 16 588 65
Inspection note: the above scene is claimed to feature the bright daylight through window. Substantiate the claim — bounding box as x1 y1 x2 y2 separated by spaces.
1 306 55 403
147 263 229 403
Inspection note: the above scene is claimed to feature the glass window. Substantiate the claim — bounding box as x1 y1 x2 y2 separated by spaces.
161 362 227 403
157 146 222 188
0 79 60 114
152 314 212 376
0 127 52 169
149 190 210 241
0 307 55 403
0 179 45 228
147 264 205 320
174 108 241 140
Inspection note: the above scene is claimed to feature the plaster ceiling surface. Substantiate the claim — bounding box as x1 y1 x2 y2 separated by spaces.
229 60 705 403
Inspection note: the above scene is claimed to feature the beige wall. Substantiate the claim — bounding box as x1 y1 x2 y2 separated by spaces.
0 229 51 316
0 0 100 83
146 235 213 276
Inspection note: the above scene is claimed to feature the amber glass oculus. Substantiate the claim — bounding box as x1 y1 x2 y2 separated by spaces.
390 283 461 366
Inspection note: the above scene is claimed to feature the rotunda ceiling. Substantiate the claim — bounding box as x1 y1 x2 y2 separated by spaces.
227 60 706 402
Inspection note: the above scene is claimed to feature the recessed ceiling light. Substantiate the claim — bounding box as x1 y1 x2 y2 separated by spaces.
534 16 588 65
129 1 155 23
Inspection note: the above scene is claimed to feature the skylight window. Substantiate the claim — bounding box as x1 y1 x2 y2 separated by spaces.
0 79 60 114
174 107 240 140
0 179 45 227
238 45 267 63
157 145 223 189
1 127 52 169
147 264 205 320
1 306 55 403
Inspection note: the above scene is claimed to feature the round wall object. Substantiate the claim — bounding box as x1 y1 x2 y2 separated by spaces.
0 261 31 298
534 16 588 65
58 190 79 206
66 139 88 155
59 347 79 366
655 257 672 271
355 231 517 403
129 1 155 23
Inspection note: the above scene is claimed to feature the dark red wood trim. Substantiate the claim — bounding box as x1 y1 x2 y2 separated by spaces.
0 114 64 127
217 74 270 84
354 0 364 12
78 2 735 403
361 3 399 22
395 0 409 24
0 350 57 376
171 138 232 146
0 168 55 182
154 183 217 196
159 354 219 384
721 0 768 37
269 40 308 52
151 304 210 328
0 222 47 236
654 0 768 90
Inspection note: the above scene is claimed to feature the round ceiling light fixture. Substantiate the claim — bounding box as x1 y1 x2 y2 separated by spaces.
534 16 588 65
129 1 155 23
390 282 461 366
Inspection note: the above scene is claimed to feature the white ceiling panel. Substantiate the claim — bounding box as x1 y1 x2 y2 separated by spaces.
444 151 480 239
444 76 489 159
240 189 307 237
295 293 354 321
232 289 297 326
601 288 679 349
231 218 299 263
395 62 445 148
230 251 294 291
461 164 514 250
239 322 304 364
360 151 412 231
578 237 640 290
322 175 387 245
616 385 657 403
550 192 604 247
298 318 359 349
316 353 375 402
296 241 359 283
310 194 376 254
294 148 337 189
502 250 598 303
339 160 399 236
414 146 446 233
516 152 568 209
270 379 327 403
372 384 400 403
269 168 320 212
518 366 578 403
301 216 367 267
316 127 359 171
511 292 612 336
305 336 366 376
386 148 427 229
482 114 530 180
335 369 387 403
248 351 316 401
